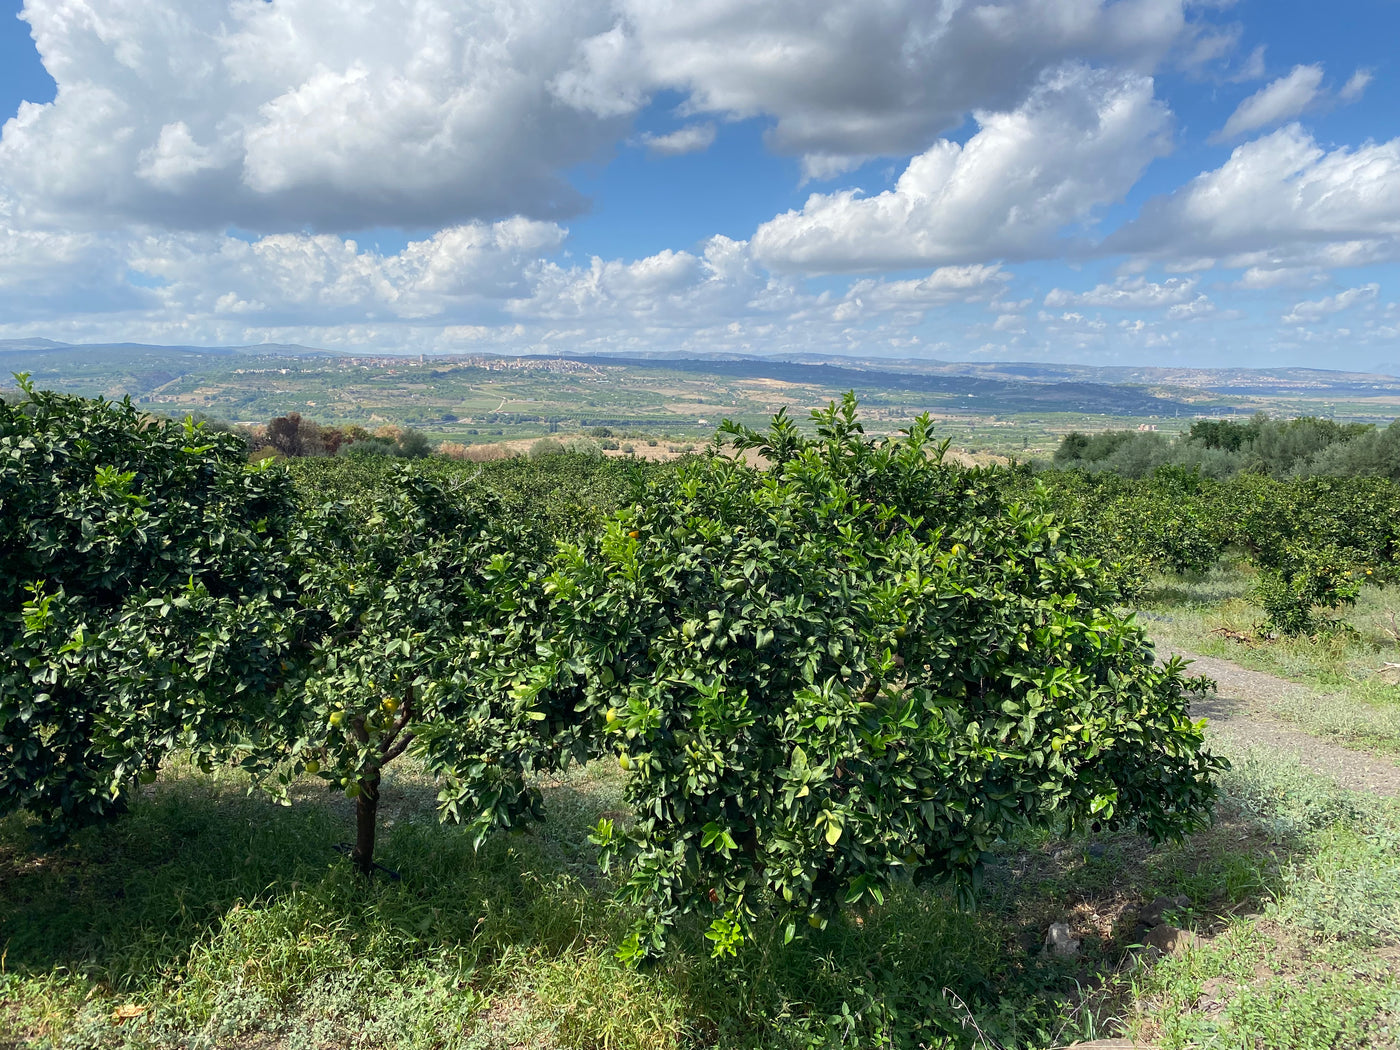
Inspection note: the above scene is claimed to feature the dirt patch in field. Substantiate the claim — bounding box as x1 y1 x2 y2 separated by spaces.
1164 646 1400 798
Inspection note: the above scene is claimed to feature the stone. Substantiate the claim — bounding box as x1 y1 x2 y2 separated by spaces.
1046 921 1081 956
1197 976 1233 1012
1139 894 1190 927
1143 924 1199 955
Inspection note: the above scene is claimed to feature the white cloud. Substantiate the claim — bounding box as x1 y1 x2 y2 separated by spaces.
0 0 1226 233
560 0 1207 175
0 214 143 319
1282 283 1380 325
636 123 717 157
1230 45 1266 83
1340 68 1373 102
1112 125 1400 267
109 218 569 326
1212 64 1323 142
2 0 627 231
1234 266 1328 291
136 122 220 188
1044 275 1198 309
835 265 1011 320
1166 294 1215 320
750 66 1171 272
0 214 1023 359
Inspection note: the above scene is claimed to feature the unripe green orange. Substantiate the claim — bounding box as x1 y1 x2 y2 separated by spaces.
618 753 632 771
304 759 320 775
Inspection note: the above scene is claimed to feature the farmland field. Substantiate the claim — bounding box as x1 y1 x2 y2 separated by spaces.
7 340 1400 458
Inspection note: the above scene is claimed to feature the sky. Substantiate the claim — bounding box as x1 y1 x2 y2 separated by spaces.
0 0 1397 370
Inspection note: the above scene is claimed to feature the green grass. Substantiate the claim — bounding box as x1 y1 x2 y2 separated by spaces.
1122 750 1400 1049
4 740 1400 1049
1140 565 1400 753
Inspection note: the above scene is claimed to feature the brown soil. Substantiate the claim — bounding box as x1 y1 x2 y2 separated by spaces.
1164 646 1400 798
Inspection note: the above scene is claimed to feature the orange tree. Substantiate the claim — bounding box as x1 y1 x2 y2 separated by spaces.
240 459 589 875
1 379 300 839
2 388 594 872
547 396 1223 959
1219 474 1400 635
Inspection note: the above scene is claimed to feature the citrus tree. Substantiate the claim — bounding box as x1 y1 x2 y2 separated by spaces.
1030 468 1227 601
243 460 589 875
548 396 1223 959
1220 474 1399 635
0 378 300 839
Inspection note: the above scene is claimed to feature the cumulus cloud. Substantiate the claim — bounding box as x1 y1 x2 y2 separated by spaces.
76 218 570 327
2 0 627 231
0 0 1227 231
1110 125 1400 267
1212 64 1323 142
0 212 143 320
0 213 1023 358
1282 283 1380 325
1044 275 1198 309
560 0 1206 174
750 66 1172 272
1166 294 1215 320
636 123 717 157
1234 266 1327 291
845 266 1010 307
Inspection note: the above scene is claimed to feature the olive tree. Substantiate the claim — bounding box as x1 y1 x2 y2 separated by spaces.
548 396 1223 959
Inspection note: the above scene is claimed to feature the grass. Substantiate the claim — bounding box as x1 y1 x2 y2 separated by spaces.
3 738 1400 1049
1123 750 1400 1049
1139 564 1400 754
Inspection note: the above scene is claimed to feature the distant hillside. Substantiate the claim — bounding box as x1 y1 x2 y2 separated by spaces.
564 354 1204 417
3 339 1399 426
0 340 336 398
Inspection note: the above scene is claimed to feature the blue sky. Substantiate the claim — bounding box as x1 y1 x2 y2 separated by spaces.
0 0 1397 369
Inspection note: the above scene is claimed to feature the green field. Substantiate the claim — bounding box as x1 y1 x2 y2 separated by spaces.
5 340 1400 458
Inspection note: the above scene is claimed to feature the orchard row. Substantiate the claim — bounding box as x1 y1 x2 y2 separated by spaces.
8 384 1391 960
1031 466 1399 635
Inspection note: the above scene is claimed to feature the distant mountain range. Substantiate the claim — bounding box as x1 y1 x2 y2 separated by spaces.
4 338 1400 419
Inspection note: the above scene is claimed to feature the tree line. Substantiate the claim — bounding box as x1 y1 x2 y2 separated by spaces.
1053 413 1400 480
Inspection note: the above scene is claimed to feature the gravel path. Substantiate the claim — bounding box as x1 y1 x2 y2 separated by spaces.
1162 646 1400 798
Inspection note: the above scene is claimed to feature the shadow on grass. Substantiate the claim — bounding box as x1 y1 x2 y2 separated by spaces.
1139 568 1253 610
0 762 1326 1050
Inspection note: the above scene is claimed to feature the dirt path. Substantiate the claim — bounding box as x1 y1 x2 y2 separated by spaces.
1162 646 1400 798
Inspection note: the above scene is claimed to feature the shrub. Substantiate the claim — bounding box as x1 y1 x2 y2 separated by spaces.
0 379 300 838
1251 544 1362 637
530 438 565 459
548 396 1222 959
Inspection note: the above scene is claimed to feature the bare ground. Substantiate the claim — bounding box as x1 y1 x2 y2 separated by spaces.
1163 646 1400 798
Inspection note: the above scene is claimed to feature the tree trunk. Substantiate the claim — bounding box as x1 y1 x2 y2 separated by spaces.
351 769 381 876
